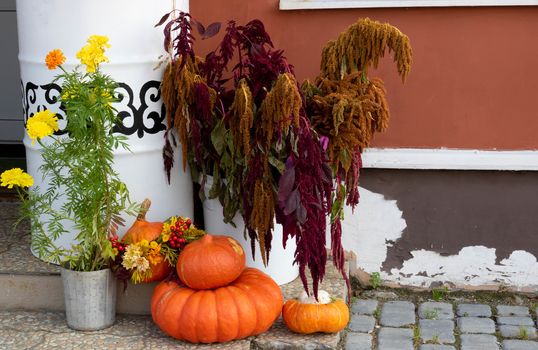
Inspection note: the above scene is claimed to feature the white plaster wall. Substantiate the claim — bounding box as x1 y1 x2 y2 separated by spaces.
341 187 538 289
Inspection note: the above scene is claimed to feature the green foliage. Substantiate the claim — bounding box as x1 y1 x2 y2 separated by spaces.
373 307 381 318
412 325 421 347
424 309 439 320
370 272 382 289
518 326 529 340
21 68 137 271
431 287 449 301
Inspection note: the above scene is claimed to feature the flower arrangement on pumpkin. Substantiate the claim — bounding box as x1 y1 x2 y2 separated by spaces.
111 199 205 284
156 12 412 299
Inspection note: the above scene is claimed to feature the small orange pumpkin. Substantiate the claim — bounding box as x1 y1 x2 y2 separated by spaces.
282 290 349 334
176 234 246 289
151 268 283 343
122 198 171 282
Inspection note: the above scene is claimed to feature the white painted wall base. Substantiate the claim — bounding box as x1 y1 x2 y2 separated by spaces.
280 0 538 10
362 148 538 171
342 187 538 290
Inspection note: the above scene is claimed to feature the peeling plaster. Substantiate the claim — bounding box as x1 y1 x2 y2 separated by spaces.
384 247 538 289
341 187 538 289
329 187 407 272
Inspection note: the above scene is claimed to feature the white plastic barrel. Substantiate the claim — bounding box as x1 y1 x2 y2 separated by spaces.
16 0 192 259
203 180 299 285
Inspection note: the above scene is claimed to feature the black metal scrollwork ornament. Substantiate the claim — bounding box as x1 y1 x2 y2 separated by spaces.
112 81 166 138
21 80 166 138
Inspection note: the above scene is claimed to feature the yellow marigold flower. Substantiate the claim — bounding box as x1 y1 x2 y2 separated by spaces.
161 216 177 240
150 241 159 249
161 232 170 242
45 49 66 70
147 252 163 266
76 35 110 73
26 110 59 145
87 35 111 49
139 239 150 249
0 168 34 189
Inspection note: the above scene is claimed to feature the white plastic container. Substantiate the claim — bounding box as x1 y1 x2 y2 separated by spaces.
16 0 193 258
203 180 299 285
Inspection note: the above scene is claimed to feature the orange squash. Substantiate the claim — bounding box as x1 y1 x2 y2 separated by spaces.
151 268 283 343
122 198 171 282
282 291 349 334
176 234 246 289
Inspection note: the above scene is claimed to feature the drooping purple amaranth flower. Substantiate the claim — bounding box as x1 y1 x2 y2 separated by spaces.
319 135 329 151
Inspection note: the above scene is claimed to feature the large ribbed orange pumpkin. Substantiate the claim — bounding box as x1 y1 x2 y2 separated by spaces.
176 234 246 289
282 294 349 334
122 198 171 282
151 268 283 343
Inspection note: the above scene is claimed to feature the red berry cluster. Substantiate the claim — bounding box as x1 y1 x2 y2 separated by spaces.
110 236 125 254
168 217 192 249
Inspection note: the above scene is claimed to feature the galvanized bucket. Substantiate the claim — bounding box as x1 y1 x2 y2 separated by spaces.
61 268 117 331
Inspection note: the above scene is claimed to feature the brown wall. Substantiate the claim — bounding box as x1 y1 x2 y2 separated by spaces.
190 1 538 150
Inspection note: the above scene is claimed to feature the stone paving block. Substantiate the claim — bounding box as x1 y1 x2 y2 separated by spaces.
418 302 454 320
456 304 492 318
457 317 495 334
378 327 414 350
420 345 456 350
380 301 416 327
460 334 499 350
345 332 372 350
351 299 378 315
496 305 530 317
497 316 535 326
419 319 455 344
499 325 537 339
348 315 376 333
502 339 538 350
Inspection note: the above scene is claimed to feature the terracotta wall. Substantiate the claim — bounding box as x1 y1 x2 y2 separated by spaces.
189 1 538 150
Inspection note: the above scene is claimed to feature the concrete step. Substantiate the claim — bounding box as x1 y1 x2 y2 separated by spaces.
0 200 348 349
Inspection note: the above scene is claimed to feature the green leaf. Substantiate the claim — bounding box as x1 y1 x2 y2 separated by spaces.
100 239 115 261
211 120 226 155
339 148 352 172
268 156 285 174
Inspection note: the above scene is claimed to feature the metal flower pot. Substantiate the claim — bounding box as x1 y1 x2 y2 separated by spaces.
61 268 117 331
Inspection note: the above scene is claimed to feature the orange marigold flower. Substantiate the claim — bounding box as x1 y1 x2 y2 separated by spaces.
45 49 66 70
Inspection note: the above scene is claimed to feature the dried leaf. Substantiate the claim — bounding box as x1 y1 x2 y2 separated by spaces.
284 189 299 215
192 19 205 36
203 22 222 39
155 12 171 28
296 203 307 224
278 165 295 204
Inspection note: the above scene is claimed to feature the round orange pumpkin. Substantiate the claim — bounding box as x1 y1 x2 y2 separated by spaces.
176 234 246 289
122 198 171 282
282 291 349 334
151 268 283 343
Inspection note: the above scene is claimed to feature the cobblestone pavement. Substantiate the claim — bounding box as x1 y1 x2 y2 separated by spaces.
346 292 538 350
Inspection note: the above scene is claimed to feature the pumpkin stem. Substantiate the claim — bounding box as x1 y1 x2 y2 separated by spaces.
137 198 152 220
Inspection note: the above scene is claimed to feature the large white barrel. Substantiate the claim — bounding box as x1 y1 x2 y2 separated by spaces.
203 180 299 285
17 0 192 258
